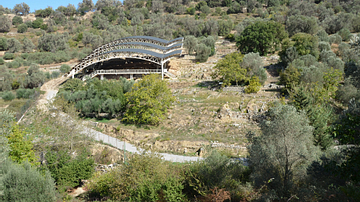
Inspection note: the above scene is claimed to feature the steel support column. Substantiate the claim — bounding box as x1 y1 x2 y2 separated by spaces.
161 61 164 80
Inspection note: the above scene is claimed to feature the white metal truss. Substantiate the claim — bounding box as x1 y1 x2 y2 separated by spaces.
65 36 184 80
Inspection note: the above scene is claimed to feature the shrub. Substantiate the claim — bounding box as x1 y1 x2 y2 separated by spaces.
186 6 195 15
60 64 71 73
44 149 94 190
51 71 60 78
1 161 56 202
245 76 261 93
25 64 46 88
16 88 35 99
12 16 23 25
0 37 8 51
337 28 352 41
241 52 267 84
88 153 185 201
316 30 329 42
0 15 11 32
6 61 21 68
22 37 35 53
195 43 211 62
32 18 43 29
318 41 331 52
2 91 15 101
3 53 15 60
38 33 69 52
21 53 29 59
7 38 22 53
337 42 350 56
336 82 359 104
236 21 288 56
329 34 342 44
0 57 4 65
124 74 175 125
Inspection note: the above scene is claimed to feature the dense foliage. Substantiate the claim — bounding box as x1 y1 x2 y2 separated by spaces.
124 74 175 125
58 77 133 118
236 21 288 56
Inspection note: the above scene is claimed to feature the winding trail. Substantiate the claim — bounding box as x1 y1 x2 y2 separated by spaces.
39 77 202 163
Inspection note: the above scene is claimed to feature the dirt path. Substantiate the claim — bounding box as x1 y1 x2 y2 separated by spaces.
37 76 67 110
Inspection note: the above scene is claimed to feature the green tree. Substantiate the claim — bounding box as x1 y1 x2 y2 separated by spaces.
280 65 301 91
291 33 319 59
32 18 43 28
286 15 318 37
60 64 71 74
88 152 185 201
245 76 261 93
0 37 8 50
44 149 94 190
12 16 23 25
13 2 30 15
241 52 267 84
6 124 37 165
236 21 288 56
78 0 95 14
212 52 247 86
1 161 56 202
184 35 197 55
17 23 28 33
195 43 211 63
124 74 175 125
0 15 11 32
7 38 22 53
248 104 319 198
25 64 46 88
22 37 35 53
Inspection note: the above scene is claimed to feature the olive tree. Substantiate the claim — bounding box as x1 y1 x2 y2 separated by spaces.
236 21 288 56
241 52 267 84
38 33 69 52
78 0 95 14
17 23 28 33
248 104 319 198
65 4 77 16
0 15 11 32
0 66 13 91
7 38 22 53
22 38 35 53
286 15 318 37
12 16 23 25
184 35 197 55
25 64 46 88
0 37 7 51
195 43 211 62
13 2 30 15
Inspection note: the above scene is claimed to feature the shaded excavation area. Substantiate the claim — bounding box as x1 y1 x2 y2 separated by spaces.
80 58 173 80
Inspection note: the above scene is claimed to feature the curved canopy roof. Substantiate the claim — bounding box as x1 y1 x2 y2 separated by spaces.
113 42 182 51
120 36 184 45
103 49 182 59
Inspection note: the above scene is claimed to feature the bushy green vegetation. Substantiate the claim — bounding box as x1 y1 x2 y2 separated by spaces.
124 74 175 125
43 149 94 191
58 77 133 118
0 0 360 200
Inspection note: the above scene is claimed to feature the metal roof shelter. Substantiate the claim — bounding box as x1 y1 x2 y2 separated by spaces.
65 36 184 80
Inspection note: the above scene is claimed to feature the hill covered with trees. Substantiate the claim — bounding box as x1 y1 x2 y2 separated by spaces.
1 0 360 201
